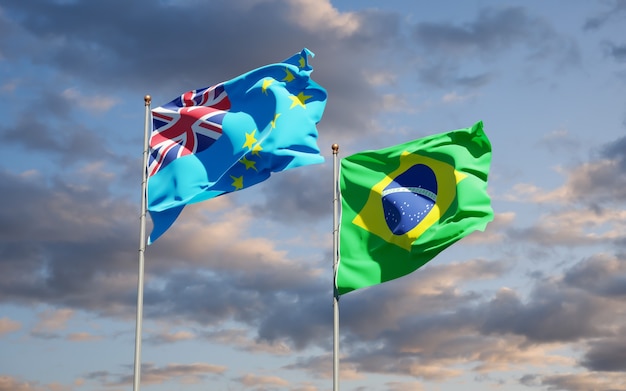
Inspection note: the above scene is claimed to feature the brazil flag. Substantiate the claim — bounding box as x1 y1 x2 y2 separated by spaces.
336 121 493 295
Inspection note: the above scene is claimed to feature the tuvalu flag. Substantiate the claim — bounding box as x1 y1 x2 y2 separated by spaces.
147 49 327 243
336 121 493 295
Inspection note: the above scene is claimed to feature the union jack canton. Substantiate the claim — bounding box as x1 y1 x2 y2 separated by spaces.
149 84 231 177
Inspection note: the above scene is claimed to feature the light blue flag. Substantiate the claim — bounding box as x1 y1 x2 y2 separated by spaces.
147 49 327 243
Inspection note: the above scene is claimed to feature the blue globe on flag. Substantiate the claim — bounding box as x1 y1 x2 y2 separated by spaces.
381 164 438 235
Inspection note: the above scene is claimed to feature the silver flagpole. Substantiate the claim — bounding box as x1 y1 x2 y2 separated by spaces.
332 143 340 391
133 95 151 391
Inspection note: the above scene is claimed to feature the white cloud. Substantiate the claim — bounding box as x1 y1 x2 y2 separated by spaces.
287 0 360 36
61 88 118 113
33 308 74 332
441 91 476 103
0 317 21 335
66 332 102 342
237 373 290 387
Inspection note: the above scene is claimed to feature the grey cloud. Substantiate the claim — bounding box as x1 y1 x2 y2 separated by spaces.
567 160 626 205
0 167 334 370
581 338 626 372
605 42 626 62
506 223 596 248
479 283 607 342
412 7 538 54
0 169 140 313
520 374 540 387
87 362 226 387
455 72 493 88
338 259 506 338
583 0 626 31
536 130 582 154
254 165 333 224
601 135 626 170
5 153 626 383
521 135 626 207
3 3 626 389
410 6 580 88
563 254 626 298
537 372 626 391
144 271 275 325
0 114 111 164
414 62 497 90
256 294 332 350
320 255 626 381
1 0 395 139
282 354 333 381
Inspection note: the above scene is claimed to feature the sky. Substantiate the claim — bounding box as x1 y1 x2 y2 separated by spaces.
1 0 626 390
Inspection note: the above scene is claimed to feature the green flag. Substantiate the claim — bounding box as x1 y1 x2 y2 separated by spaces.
336 121 493 295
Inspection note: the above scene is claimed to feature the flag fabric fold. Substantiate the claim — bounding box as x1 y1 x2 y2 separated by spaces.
147 49 327 243
336 121 493 295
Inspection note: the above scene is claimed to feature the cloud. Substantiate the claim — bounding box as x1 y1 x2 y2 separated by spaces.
140 363 226 385
252 165 333 224
0 163 333 351
0 317 20 335
87 362 227 387
563 253 626 298
200 328 292 355
535 372 626 391
385 381 425 391
309 252 626 384
1 79 19 92
506 134 626 208
0 168 143 314
510 207 626 247
147 329 196 345
601 134 626 169
66 332 102 342
561 159 626 203
0 376 42 391
284 354 363 380
536 128 581 153
61 88 118 114
32 308 74 332
282 0 360 36
441 91 477 104
479 285 607 343
583 0 626 30
472 211 516 244
0 84 124 168
413 7 538 54
409 6 580 88
581 339 626 371
1 1 625 390
0 0 392 141
603 42 626 62
235 373 290 387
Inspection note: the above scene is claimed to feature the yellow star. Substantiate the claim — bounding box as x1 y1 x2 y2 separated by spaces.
262 78 273 94
283 68 295 83
298 56 306 68
243 129 257 150
271 113 281 128
251 143 263 156
239 156 257 171
231 175 244 190
289 92 312 109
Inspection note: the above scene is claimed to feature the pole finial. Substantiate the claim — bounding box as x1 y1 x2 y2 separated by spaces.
144 95 151 105
332 144 339 154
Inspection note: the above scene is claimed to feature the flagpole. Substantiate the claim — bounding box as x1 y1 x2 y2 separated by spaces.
133 94 151 391
332 143 340 391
